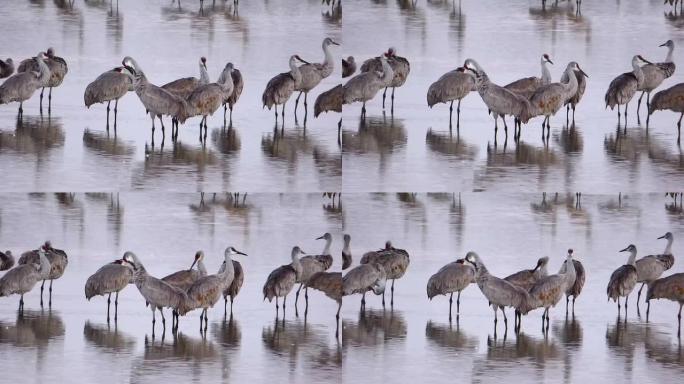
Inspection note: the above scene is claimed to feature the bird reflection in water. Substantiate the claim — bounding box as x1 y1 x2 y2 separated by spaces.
211 313 241 349
342 309 407 347
261 127 313 165
322 0 341 24
82 129 135 158
0 309 65 347
0 115 65 154
425 129 478 160
425 320 478 353
211 126 241 155
135 141 217 185
554 123 584 154
552 316 583 348
83 320 136 352
143 331 218 360
342 115 407 158
262 317 341 368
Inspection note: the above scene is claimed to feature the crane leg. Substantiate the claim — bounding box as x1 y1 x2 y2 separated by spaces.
502 307 508 329
295 283 302 314
39 87 44 114
283 295 287 317
106 101 111 130
449 101 453 128
678 113 683 144
637 283 645 307
624 102 628 122
40 280 45 307
566 295 569 316
449 292 453 321
48 87 52 114
391 87 395 114
19 295 24 311
572 104 576 122
493 306 498 325
457 99 462 130
204 308 208 331
230 296 234 315
637 92 644 115
18 102 23 119
678 303 682 337
114 99 119 131
361 292 366 310
382 290 385 308
646 300 651 321
49 279 53 307
572 296 576 314
107 293 112 322
275 297 279 317
624 295 629 318
305 286 309 308
224 296 228 317
391 279 395 307
230 104 234 125
274 104 278 121
382 87 387 109
282 101 286 122
457 290 461 315
294 92 302 117
160 308 166 329
617 105 621 125
304 92 308 117
199 308 204 331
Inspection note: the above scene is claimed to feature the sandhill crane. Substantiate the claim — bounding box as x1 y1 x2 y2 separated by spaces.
648 83 684 143
607 244 639 318
427 66 476 129
122 251 192 335
184 63 234 141
342 262 386 309
305 271 342 335
646 272 684 335
263 246 306 317
293 37 339 117
342 234 352 270
505 54 554 100
162 57 210 101
294 233 333 313
637 40 676 119
528 250 577 330
561 64 588 122
528 62 586 140
217 63 243 124
162 251 208 291
0 248 51 310
463 252 534 332
84 258 134 322
17 48 68 113
464 59 532 137
635 232 675 307
0 51 50 118
427 258 475 321
219 259 244 315
343 55 394 117
0 58 14 78
559 251 586 314
184 247 247 332
84 66 135 130
360 241 409 307
18 241 68 308
314 84 343 132
360 47 410 112
0 250 14 271
505 256 549 327
262 55 309 123
605 55 653 125
122 56 189 145
342 56 356 78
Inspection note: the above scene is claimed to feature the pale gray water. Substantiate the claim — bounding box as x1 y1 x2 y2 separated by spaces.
0 0 341 192
342 0 684 192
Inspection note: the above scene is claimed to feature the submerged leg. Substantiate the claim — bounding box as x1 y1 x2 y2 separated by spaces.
382 87 387 109
107 293 112 322
449 292 453 321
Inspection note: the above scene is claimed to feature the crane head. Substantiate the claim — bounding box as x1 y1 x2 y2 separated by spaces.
620 244 637 253
200 57 207 68
227 246 248 257
46 47 55 57
636 55 652 65
658 232 673 240
294 55 310 65
542 54 553 65
316 233 332 241
660 40 674 48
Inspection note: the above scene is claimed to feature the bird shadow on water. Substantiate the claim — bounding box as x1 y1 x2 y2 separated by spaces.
210 126 241 156
0 309 65 348
261 125 314 167
131 140 217 187
0 115 65 155
262 316 341 369
342 308 407 347
425 128 478 160
83 320 136 353
82 128 135 158
425 319 478 353
210 314 241 349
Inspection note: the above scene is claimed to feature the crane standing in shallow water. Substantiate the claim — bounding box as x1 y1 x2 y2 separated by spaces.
84 258 134 322
262 55 309 124
343 56 394 118
635 232 675 311
360 47 410 113
605 55 653 126
637 40 676 122
18 241 68 308
0 248 51 311
648 83 684 143
561 63 589 123
293 37 339 119
17 47 68 114
607 244 639 318
343 261 387 310
217 62 244 125
646 272 684 335
294 233 333 314
84 65 135 130
0 52 50 118
559 250 586 315
360 241 409 308
263 246 307 318
219 258 244 316
427 66 476 129
427 257 476 321
185 63 234 142
528 250 577 331
162 57 210 137
504 256 549 327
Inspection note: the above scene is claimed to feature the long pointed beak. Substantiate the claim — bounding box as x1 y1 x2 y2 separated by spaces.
331 40 340 46
660 42 668 47
189 259 198 270
619 247 629 252
579 69 589 78
300 250 307 255
532 263 541 273
641 58 653 65
547 59 554 65
316 235 325 240
295 56 310 65
236 250 248 256
658 235 666 239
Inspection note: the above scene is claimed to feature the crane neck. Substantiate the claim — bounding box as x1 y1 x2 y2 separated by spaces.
342 239 350 255
197 258 207 276
626 250 637 266
322 42 335 70
289 59 303 85
380 59 394 84
199 63 210 85
321 238 332 255
562 66 578 95
536 263 548 278
563 255 576 278
632 60 645 84
36 57 51 84
291 249 301 267
663 237 673 255
540 60 552 84
37 251 50 275
219 68 233 92
665 45 674 63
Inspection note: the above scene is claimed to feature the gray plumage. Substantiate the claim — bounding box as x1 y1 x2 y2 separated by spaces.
464 252 535 327
635 232 675 304
220 259 244 313
161 250 207 292
262 55 306 113
360 48 410 89
293 233 334 311
343 56 394 114
18 241 68 281
217 65 243 119
186 64 234 136
84 67 135 108
295 37 338 93
314 84 343 117
0 250 14 271
162 57 210 100
360 241 409 307
306 271 342 322
342 234 352 270
342 56 356 78
504 54 553 100
342 262 387 308
607 245 639 317
0 58 14 79
646 272 684 334
427 67 476 127
528 62 584 129
0 52 50 112
528 251 576 327
17 48 68 89
465 58 532 129
637 40 676 114
648 83 684 141
0 249 51 309
263 246 305 315
561 66 588 120
84 259 133 300
560 258 586 310
504 256 549 292
427 258 475 319
122 251 191 330
605 55 651 116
